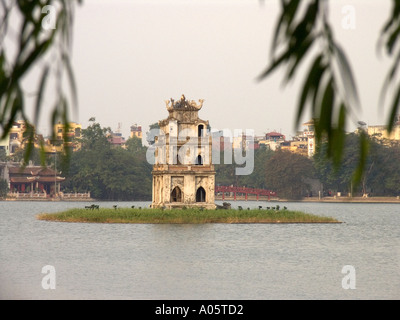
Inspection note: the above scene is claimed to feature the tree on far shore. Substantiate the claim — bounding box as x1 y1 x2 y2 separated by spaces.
265 149 315 200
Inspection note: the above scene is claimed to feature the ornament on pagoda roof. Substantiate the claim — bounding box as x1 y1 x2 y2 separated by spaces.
165 94 204 111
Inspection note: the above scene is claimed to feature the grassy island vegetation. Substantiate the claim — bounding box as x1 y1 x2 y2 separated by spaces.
36 207 340 224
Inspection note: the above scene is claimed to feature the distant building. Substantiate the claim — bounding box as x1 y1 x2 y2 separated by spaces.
1 120 85 157
54 122 82 140
108 131 126 147
49 122 82 152
367 115 400 142
130 124 143 140
302 120 316 157
280 136 308 156
5 120 44 155
279 120 315 158
8 120 27 154
6 163 65 197
258 131 285 151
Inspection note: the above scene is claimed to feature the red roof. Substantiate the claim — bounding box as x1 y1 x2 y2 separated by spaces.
265 132 285 140
8 166 64 184
266 131 284 137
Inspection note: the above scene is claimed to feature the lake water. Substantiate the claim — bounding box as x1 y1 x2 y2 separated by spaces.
0 200 399 300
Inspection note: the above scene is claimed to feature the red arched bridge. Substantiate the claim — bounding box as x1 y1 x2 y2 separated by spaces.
215 186 277 201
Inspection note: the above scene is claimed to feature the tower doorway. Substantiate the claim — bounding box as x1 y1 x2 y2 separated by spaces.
171 186 182 202
196 187 206 202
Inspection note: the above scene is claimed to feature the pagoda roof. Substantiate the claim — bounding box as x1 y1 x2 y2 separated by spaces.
8 166 62 177
10 176 65 183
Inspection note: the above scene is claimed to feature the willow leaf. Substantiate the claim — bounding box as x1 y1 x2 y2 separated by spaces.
257 50 291 81
282 0 301 31
379 49 400 108
50 107 59 140
271 7 286 55
334 44 360 110
387 81 400 133
386 22 400 54
317 78 334 154
22 124 35 167
286 35 314 82
13 40 50 83
296 54 324 126
352 131 369 187
332 103 347 167
1 94 18 138
38 140 46 167
34 65 50 126
62 54 78 111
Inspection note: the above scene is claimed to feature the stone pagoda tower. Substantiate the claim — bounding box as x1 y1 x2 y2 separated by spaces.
151 94 216 209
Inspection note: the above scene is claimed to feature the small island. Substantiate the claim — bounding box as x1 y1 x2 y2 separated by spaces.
36 206 340 224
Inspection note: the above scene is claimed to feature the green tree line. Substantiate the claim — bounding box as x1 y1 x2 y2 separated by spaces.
313 133 400 198
4 120 399 201
60 119 152 201
63 124 400 200
216 132 400 200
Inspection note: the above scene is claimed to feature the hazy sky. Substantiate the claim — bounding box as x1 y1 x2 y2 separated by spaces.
36 0 394 141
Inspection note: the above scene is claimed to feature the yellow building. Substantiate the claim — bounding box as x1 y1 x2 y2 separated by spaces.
130 124 143 140
54 122 82 140
280 120 315 158
42 142 63 154
367 124 400 141
2 120 83 156
8 120 27 154
50 122 82 152
281 138 308 156
7 120 49 155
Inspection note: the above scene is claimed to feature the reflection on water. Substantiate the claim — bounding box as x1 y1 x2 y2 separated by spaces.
0 200 399 299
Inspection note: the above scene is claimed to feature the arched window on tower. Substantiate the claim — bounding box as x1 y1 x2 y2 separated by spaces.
171 186 182 202
196 187 206 202
195 154 203 165
198 124 204 137
176 147 181 165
